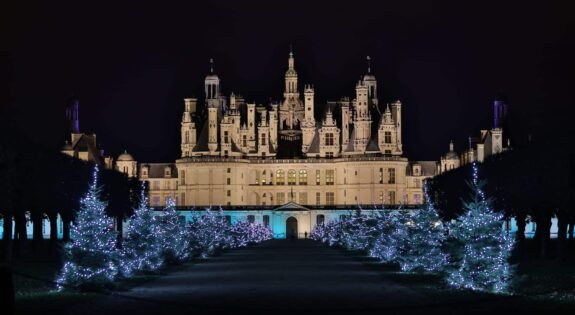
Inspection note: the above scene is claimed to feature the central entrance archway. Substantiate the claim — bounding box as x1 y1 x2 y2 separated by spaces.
286 217 298 239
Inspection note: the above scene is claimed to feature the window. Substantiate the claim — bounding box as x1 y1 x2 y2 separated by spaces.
224 131 229 143
242 135 247 147
414 194 421 204
227 168 231 173
414 179 420 188
388 168 396 184
385 150 392 155
261 133 266 146
164 181 170 189
379 191 384 204
153 181 160 190
247 215 255 223
152 196 160 206
379 168 384 184
263 215 270 227
317 214 325 225
316 192 321 205
325 133 334 146
299 170 308 185
326 170 335 185
185 130 189 144
288 169 297 185
316 170 321 185
227 178 231 185
299 192 308 205
326 152 334 158
180 170 186 185
180 192 185 206
277 192 285 204
276 170 285 185
385 131 392 144
227 190 231 197
389 191 396 205
326 192 335 205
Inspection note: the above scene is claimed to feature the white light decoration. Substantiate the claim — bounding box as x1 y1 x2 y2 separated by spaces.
397 183 448 273
158 198 190 264
369 210 409 263
187 207 229 258
56 165 118 291
446 162 515 293
119 183 163 277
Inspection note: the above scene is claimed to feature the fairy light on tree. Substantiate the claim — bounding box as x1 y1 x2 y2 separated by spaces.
398 182 448 273
369 209 409 263
158 198 189 264
188 207 228 258
446 162 515 293
56 165 118 291
120 182 163 276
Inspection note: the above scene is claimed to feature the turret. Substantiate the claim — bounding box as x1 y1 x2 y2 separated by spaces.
205 58 220 100
304 85 314 123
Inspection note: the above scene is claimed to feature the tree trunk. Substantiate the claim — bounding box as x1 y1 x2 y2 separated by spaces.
557 213 568 260
2 213 13 263
62 216 71 242
116 216 123 249
31 211 44 250
48 212 59 255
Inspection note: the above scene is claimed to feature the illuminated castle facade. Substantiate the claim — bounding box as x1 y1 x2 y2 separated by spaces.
115 50 435 210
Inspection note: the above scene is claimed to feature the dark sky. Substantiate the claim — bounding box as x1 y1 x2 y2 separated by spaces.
3 1 574 162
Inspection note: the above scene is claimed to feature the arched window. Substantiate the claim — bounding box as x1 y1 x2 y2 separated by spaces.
316 214 325 225
298 170 307 185
288 169 297 185
276 170 285 185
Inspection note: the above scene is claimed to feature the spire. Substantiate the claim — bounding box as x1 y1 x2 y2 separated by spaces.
449 140 454 152
209 58 214 73
367 56 371 73
288 46 295 70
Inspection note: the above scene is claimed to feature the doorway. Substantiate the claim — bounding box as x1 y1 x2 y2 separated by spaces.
286 217 298 239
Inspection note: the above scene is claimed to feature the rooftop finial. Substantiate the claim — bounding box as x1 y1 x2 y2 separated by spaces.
289 44 293 57
367 55 371 73
209 58 214 73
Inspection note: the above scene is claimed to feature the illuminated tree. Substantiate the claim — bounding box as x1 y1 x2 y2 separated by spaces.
446 163 515 293
228 221 273 248
56 166 118 291
158 198 189 264
340 209 377 251
369 210 409 263
120 184 163 276
398 184 448 273
188 207 228 258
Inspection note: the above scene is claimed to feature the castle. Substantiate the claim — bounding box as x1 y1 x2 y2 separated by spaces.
60 49 508 238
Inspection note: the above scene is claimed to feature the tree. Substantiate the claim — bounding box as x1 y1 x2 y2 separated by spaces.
187 208 228 258
119 184 163 276
398 184 448 273
157 198 189 264
369 210 409 263
56 166 118 291
446 163 515 293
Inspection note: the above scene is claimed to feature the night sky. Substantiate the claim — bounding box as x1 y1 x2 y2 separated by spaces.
3 1 574 162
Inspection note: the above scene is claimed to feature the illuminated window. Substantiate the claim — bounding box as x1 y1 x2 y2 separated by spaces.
153 181 160 190
379 191 384 204
184 130 189 144
288 169 297 185
316 170 321 185
316 192 321 205
326 192 335 205
379 168 384 184
388 168 396 184
415 179 420 188
276 170 285 185
325 133 334 146
326 170 335 185
242 135 247 147
299 170 308 185
385 131 392 144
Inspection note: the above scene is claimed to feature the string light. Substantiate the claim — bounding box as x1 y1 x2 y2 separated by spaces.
56 165 118 291
158 198 190 264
